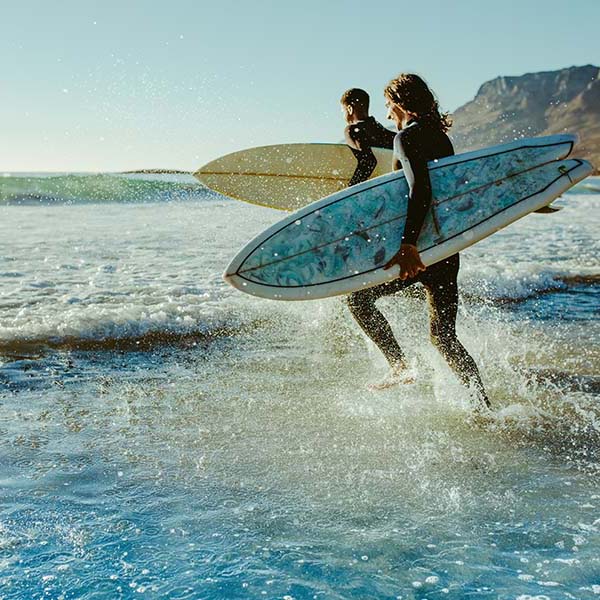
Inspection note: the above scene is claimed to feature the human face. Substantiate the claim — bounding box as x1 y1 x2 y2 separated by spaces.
385 96 409 129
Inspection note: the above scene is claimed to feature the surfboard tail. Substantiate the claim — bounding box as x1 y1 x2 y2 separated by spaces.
542 132 578 161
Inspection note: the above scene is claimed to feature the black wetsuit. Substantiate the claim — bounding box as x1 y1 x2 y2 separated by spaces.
344 116 396 186
345 118 488 405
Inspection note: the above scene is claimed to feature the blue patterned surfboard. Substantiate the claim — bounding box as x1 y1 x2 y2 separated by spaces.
225 135 592 300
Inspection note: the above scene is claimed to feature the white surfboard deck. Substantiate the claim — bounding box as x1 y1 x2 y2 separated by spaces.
224 135 591 301
194 143 393 211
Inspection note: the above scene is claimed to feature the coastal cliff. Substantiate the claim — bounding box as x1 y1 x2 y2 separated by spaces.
451 65 600 172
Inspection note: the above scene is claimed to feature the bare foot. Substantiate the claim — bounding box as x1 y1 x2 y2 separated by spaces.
367 366 416 391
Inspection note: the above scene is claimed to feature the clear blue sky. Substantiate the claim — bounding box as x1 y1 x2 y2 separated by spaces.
2 0 598 172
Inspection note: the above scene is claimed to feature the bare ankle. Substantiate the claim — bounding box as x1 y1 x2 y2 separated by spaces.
389 360 408 373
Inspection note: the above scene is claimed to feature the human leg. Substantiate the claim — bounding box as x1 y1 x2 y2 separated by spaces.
422 255 490 408
346 278 410 368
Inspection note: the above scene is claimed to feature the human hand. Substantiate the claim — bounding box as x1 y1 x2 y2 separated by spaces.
383 244 426 280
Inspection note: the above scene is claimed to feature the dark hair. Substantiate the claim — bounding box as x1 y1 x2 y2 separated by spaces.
340 87 370 111
384 73 452 132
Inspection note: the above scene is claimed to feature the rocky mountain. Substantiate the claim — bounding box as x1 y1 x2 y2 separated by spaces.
450 65 599 173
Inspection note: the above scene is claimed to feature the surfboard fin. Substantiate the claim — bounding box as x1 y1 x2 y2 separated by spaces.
534 204 562 214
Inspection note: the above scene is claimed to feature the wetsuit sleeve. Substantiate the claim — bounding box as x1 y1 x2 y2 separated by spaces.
394 130 431 246
374 124 396 150
344 124 377 187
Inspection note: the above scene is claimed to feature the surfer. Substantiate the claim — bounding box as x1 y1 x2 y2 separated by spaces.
344 75 490 408
340 88 396 185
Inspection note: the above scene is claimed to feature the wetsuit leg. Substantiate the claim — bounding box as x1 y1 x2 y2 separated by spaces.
421 255 490 407
346 277 411 366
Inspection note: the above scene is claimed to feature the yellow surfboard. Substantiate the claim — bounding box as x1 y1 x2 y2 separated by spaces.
194 143 394 211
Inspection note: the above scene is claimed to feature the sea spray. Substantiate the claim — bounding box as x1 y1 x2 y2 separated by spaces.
0 175 598 598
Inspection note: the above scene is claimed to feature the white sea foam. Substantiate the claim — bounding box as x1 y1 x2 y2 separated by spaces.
0 174 599 600
0 189 597 349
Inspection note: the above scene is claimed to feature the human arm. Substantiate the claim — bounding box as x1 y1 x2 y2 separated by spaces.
347 148 377 187
344 123 377 186
383 129 429 279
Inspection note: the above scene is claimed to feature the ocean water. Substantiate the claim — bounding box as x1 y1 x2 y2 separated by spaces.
0 172 598 599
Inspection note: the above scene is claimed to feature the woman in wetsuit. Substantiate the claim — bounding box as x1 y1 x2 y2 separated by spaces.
346 74 490 408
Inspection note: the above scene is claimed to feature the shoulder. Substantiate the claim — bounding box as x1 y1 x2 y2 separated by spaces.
394 125 419 155
345 119 378 153
398 121 421 142
345 121 367 142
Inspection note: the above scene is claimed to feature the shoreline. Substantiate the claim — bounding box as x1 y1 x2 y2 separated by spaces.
119 169 191 175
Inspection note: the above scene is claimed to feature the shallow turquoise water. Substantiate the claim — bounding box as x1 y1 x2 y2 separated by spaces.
0 175 598 599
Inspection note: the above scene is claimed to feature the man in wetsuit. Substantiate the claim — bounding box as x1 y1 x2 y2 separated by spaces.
340 88 396 185
343 77 490 408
